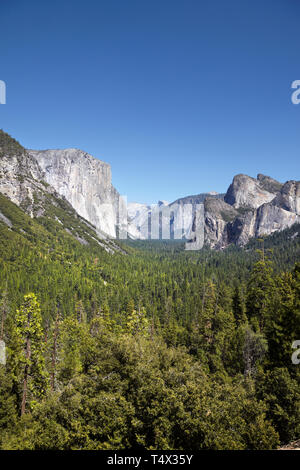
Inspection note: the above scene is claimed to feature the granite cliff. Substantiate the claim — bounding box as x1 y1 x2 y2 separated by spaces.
191 174 300 249
1 130 299 250
28 148 121 238
0 130 123 253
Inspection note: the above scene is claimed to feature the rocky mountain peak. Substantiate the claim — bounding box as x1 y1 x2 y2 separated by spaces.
1 130 299 250
203 173 300 249
224 173 278 209
256 173 283 193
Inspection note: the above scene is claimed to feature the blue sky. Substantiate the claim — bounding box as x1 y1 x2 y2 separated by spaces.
1 0 300 204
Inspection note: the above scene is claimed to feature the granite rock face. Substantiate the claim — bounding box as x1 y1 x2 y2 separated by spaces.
203 197 238 249
28 148 121 237
254 181 300 237
224 174 279 209
128 193 223 240
1 131 299 250
128 175 300 249
0 142 58 217
271 180 300 214
200 175 300 249
0 130 124 253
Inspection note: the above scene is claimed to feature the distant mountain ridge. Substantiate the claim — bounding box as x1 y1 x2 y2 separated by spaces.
0 129 299 250
129 174 300 249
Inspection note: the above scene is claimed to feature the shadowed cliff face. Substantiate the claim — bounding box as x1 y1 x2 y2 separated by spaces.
28 148 121 238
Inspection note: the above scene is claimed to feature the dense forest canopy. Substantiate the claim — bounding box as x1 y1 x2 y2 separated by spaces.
0 189 300 450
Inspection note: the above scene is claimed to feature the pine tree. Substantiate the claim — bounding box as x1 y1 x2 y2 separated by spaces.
246 246 275 331
124 304 149 337
242 325 268 378
58 311 83 381
232 283 247 326
12 293 48 415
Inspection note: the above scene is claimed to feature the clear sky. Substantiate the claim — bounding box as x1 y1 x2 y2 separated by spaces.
1 0 300 204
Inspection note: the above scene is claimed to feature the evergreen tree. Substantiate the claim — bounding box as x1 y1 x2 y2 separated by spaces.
10 293 48 415
246 248 275 331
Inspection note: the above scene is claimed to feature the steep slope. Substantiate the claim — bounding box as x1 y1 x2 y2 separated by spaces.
255 180 300 238
2 130 298 250
224 173 280 209
0 189 130 322
169 192 223 241
194 174 300 249
126 174 299 248
0 130 123 254
28 148 121 238
203 196 239 249
0 129 54 217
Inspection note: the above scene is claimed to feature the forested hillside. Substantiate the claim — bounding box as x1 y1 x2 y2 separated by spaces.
0 189 300 449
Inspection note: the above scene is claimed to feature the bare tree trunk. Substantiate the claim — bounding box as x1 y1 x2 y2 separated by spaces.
21 338 31 416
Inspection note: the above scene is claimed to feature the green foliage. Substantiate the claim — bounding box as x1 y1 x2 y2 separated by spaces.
7 293 48 414
0 190 299 449
246 254 275 330
256 367 300 443
0 129 25 158
123 304 150 337
0 333 280 450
